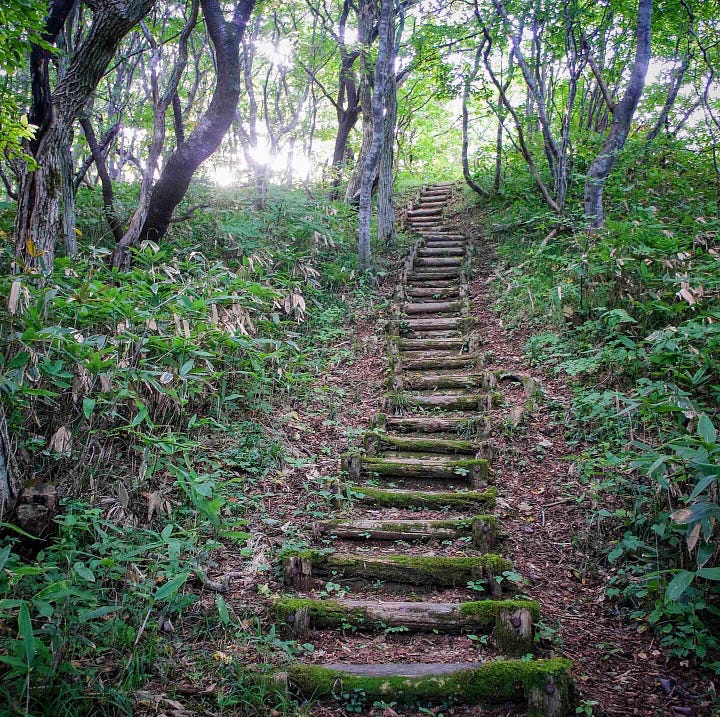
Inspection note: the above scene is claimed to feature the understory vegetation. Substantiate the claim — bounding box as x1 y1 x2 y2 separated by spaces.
484 136 720 676
0 185 394 716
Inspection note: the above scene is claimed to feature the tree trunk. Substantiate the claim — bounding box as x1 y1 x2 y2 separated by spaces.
462 47 490 198
0 406 21 519
344 0 376 204
14 0 156 274
584 0 652 227
377 10 401 247
111 0 255 267
357 0 393 271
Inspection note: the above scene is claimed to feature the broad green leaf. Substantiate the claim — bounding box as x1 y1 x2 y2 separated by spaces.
697 414 717 444
216 595 229 625
82 398 96 418
73 562 96 582
0 545 11 572
154 572 189 601
179 359 194 377
18 601 35 666
697 568 720 581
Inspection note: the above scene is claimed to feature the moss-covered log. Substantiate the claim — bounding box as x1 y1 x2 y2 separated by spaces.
406 286 461 299
370 414 491 437
285 658 574 715
281 550 512 590
341 453 490 487
415 257 464 268
409 269 462 280
406 278 459 288
363 430 478 455
344 484 496 509
397 317 465 332
273 597 538 644
401 372 486 391
401 355 478 370
404 392 494 412
417 247 465 257
314 514 496 548
402 301 462 315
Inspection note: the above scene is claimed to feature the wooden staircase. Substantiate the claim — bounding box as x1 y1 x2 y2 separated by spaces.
270 183 573 715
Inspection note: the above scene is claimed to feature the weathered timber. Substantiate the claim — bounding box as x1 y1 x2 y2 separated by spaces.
404 392 495 411
281 550 512 589
400 317 467 331
406 279 460 288
313 514 496 548
418 247 465 257
341 453 489 487
397 337 467 351
363 430 478 455
371 413 491 436
285 659 574 716
406 286 461 299
402 301 462 315
343 484 496 509
401 372 487 391
415 256 464 267
407 208 442 217
274 597 537 642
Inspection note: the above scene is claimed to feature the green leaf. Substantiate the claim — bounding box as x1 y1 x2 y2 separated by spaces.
73 562 96 582
697 414 717 445
18 601 35 667
0 545 11 572
154 572 189 601
697 568 720 581
216 594 229 625
179 359 194 377
665 570 695 601
82 398 96 418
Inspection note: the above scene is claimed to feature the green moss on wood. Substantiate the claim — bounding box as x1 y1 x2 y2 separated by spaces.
362 431 479 455
460 600 540 621
281 550 513 588
286 658 573 709
346 484 497 509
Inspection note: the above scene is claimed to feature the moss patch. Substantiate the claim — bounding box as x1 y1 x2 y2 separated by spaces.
287 658 573 708
346 484 497 509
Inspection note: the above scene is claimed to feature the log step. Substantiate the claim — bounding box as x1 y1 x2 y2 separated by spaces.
402 301 463 315
341 453 489 486
406 286 461 299
409 270 462 280
402 372 487 390
344 484 496 509
283 659 573 713
274 597 537 652
372 414 490 436
415 256 464 267
401 355 479 370
282 550 512 590
397 337 467 351
406 278 461 288
407 208 442 217
404 392 495 411
418 247 465 257
363 430 479 455
393 317 467 332
313 514 497 549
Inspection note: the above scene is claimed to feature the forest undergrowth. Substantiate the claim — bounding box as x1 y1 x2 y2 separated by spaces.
0 184 401 717
481 136 720 685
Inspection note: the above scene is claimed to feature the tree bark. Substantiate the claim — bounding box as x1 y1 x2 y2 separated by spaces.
111 0 255 267
14 0 156 274
584 0 652 227
462 46 490 198
357 0 393 271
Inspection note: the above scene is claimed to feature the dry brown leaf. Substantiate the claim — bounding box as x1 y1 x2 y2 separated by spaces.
49 426 72 453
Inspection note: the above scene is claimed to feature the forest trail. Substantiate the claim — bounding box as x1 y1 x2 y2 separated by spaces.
273 185 573 715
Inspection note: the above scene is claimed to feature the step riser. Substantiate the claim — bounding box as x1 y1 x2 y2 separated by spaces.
344 484 496 509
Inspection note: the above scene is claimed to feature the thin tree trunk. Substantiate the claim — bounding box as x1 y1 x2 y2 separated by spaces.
14 0 156 274
112 0 255 266
584 0 652 227
357 0 393 271
377 57 398 245
646 54 689 143
462 46 489 198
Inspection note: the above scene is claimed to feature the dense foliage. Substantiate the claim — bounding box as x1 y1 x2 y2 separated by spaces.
486 136 720 674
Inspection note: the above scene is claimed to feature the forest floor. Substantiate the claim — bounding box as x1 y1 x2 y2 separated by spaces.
136 215 715 717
